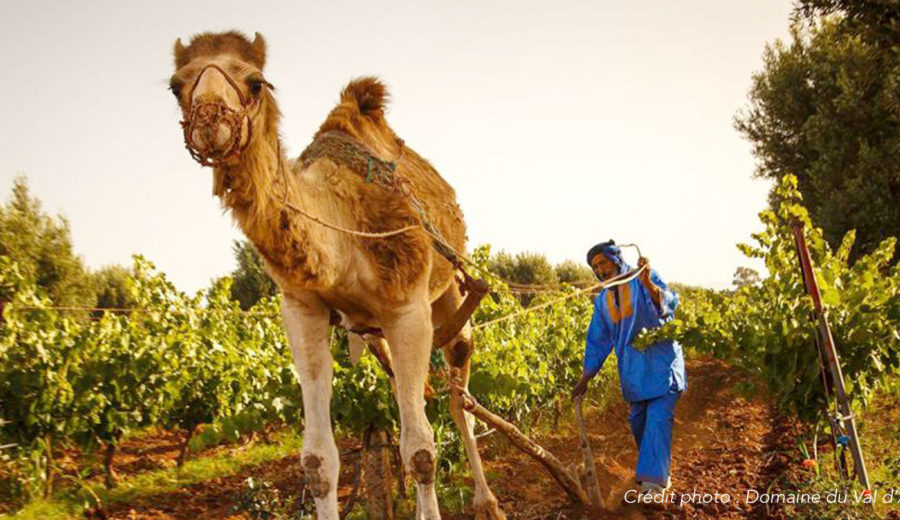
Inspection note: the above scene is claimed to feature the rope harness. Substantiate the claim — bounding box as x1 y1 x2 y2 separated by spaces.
291 131 465 269
299 131 398 188
180 64 268 167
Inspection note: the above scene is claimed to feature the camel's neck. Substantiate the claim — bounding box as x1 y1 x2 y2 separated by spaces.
212 106 325 284
214 126 285 239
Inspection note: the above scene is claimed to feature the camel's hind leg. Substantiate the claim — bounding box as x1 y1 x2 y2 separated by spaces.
435 287 507 520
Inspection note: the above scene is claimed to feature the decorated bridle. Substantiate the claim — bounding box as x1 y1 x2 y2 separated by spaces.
180 63 269 167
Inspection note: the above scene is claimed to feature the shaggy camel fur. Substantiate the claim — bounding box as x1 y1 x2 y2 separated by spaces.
170 31 506 520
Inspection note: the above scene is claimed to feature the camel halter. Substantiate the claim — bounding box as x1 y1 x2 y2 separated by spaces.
180 64 266 167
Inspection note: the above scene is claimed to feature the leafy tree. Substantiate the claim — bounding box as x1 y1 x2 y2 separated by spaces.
735 17 900 263
230 240 277 310
488 251 556 286
0 176 94 307
794 0 900 47
488 251 516 285
732 266 762 288
554 260 595 285
90 265 134 315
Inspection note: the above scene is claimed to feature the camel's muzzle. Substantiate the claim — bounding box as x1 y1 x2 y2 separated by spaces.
181 101 249 167
180 64 257 168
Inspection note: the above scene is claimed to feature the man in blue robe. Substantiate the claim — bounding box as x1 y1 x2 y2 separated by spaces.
571 240 687 496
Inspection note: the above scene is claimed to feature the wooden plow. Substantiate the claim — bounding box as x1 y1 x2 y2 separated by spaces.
452 384 593 507
574 396 605 507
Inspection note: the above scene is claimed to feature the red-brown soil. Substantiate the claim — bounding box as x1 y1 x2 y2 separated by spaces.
72 357 811 519
480 357 804 520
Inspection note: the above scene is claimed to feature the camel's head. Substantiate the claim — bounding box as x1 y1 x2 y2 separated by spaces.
170 31 273 167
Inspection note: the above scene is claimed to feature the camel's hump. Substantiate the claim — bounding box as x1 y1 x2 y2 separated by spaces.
340 77 389 116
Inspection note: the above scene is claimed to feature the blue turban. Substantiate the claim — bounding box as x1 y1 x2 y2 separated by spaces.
586 240 627 273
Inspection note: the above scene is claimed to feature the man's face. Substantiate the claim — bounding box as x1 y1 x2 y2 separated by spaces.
590 253 619 281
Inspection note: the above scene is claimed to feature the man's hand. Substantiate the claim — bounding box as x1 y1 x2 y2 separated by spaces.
571 372 592 399
638 257 652 287
638 256 663 309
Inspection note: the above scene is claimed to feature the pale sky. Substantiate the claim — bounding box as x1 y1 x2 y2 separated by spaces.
0 0 792 293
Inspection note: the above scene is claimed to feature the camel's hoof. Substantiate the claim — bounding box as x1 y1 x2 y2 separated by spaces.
474 497 507 520
302 454 330 498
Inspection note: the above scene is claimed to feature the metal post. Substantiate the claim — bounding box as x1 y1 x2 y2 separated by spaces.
791 221 870 489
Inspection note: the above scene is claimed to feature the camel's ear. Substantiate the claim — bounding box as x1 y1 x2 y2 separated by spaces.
252 32 267 69
174 38 186 66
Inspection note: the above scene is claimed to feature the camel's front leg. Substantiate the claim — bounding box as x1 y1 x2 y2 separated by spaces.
383 299 441 520
281 296 339 519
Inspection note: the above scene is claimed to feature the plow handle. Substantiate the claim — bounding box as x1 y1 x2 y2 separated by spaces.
574 396 605 508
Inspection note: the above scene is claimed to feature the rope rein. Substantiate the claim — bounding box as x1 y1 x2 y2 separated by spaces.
274 134 646 304
272 135 649 331
10 268 645 325
473 264 648 330
282 201 421 239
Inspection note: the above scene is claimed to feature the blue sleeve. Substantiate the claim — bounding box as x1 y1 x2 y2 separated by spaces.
584 295 613 376
637 269 679 329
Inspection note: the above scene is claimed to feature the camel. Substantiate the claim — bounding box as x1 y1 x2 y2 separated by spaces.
169 31 506 520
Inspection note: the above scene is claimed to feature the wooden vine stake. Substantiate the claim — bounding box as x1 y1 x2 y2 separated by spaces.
574 396 604 508
453 385 591 507
363 428 394 519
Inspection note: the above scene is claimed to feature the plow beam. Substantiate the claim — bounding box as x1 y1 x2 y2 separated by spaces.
432 275 489 348
453 385 591 507
574 396 604 508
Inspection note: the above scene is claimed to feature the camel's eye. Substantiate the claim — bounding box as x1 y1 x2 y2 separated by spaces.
169 82 183 99
249 80 265 96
